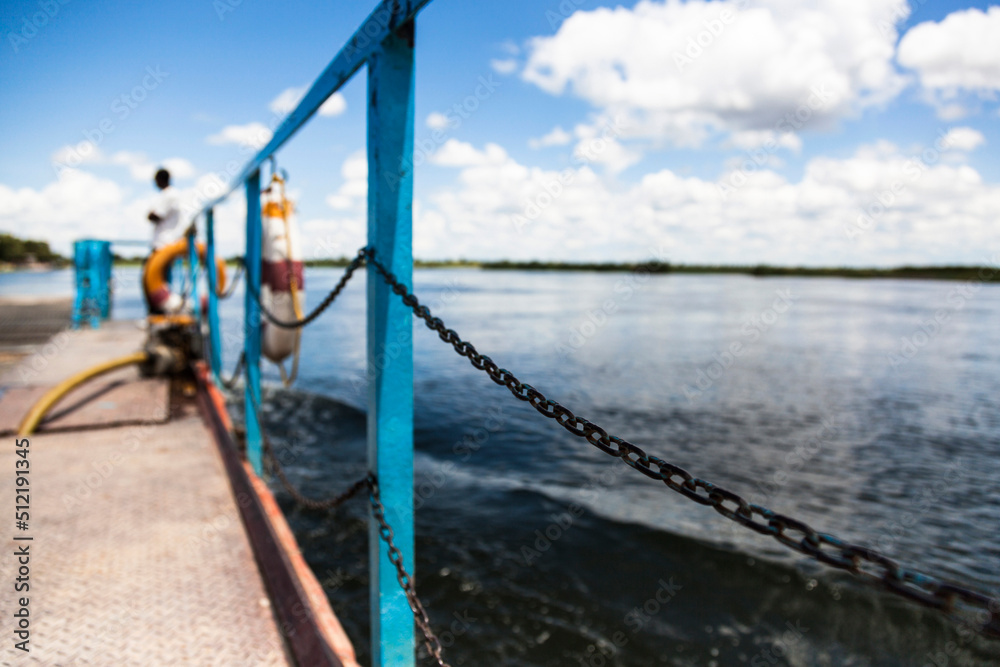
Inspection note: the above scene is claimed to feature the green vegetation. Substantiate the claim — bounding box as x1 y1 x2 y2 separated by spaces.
103 250 1000 283
297 256 1000 282
112 253 145 266
475 260 1000 282
0 232 66 266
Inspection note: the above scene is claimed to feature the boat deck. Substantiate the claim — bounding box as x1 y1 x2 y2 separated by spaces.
0 313 293 664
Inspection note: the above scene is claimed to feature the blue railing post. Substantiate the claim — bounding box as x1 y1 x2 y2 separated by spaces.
71 240 112 329
245 171 264 476
186 228 201 323
366 16 416 667
205 208 223 381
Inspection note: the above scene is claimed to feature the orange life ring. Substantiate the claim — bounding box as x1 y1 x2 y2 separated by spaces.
143 238 227 314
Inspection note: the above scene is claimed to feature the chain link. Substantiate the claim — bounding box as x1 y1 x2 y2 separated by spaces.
362 246 1000 640
241 370 452 661
219 351 245 391
244 250 366 329
217 261 244 300
266 440 370 511
242 367 369 510
367 474 452 667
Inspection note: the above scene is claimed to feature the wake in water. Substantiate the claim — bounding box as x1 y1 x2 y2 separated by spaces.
247 388 1000 666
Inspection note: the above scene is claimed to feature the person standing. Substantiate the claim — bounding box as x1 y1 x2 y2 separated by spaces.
148 168 180 248
143 168 181 313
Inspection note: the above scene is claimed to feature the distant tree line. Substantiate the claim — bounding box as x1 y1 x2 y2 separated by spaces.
0 232 65 265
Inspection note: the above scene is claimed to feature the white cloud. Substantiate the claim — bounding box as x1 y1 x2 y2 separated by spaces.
51 141 103 169
571 127 641 174
898 7 1000 101
318 93 347 117
499 40 520 56
325 150 367 210
414 140 1000 266
429 140 508 168
10 134 1000 267
936 103 968 121
521 0 910 148
0 164 248 257
269 87 303 115
49 145 195 183
109 151 155 181
529 126 573 149
728 130 802 152
490 58 518 75
940 127 985 152
160 157 197 181
425 112 452 130
270 86 347 117
206 122 273 149
0 170 140 253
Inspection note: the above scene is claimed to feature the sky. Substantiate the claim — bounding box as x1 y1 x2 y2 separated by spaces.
0 0 998 267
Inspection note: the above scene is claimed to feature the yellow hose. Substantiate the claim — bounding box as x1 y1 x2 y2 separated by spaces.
17 352 148 436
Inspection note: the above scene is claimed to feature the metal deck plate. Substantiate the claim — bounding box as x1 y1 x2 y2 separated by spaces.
0 416 290 665
0 373 169 435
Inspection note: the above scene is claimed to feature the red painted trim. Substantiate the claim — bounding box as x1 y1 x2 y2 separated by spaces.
193 362 346 667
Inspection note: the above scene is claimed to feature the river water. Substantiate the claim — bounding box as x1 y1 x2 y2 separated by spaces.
5 267 1000 666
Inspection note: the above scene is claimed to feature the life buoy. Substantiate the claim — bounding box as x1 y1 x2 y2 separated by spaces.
144 239 227 314
260 178 305 365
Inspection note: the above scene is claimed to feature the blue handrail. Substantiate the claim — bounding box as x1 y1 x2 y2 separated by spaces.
196 1 433 663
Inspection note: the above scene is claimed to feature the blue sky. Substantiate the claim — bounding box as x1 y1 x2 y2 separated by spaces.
1 0 998 266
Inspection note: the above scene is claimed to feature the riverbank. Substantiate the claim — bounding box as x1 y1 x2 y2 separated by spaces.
293 258 1000 282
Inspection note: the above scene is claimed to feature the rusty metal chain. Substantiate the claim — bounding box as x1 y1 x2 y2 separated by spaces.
243 250 366 329
367 473 452 667
219 351 245 391
265 439 369 511
362 246 1000 639
243 371 451 661
243 368 368 510
217 261 244 300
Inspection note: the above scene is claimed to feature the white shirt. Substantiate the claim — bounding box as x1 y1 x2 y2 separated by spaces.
150 186 181 249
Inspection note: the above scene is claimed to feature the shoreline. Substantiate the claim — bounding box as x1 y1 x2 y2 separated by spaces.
298 259 1000 283
8 261 997 284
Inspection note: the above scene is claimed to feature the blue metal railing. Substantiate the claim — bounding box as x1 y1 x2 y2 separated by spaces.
194 2 433 663
72 239 112 328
